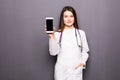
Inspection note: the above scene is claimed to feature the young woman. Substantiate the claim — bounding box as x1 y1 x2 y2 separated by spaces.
47 6 89 80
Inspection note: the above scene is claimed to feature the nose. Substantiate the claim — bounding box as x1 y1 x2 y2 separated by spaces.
67 17 72 21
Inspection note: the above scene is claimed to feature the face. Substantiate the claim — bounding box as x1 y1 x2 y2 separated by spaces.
63 11 74 28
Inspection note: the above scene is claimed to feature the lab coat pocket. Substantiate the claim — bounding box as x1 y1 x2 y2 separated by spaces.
74 66 83 76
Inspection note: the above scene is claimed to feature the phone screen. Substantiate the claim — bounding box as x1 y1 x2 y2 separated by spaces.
46 18 53 31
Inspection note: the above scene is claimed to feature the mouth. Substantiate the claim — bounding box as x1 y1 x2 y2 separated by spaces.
66 22 72 24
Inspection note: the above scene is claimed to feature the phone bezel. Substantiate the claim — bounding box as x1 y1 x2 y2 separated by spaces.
45 17 54 34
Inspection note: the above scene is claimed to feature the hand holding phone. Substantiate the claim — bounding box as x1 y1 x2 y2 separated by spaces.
45 17 54 34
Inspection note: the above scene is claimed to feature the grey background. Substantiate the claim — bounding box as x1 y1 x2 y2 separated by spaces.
0 0 120 80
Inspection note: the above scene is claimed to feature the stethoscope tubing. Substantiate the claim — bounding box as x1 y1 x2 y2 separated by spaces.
59 28 83 52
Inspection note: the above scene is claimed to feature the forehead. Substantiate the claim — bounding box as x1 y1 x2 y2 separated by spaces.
63 11 73 15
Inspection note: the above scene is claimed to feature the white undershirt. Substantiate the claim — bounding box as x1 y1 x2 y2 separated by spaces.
56 28 82 68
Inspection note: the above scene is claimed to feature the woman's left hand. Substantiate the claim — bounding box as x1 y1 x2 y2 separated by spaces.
75 63 85 69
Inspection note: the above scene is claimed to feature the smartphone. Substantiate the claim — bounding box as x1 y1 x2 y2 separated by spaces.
45 17 54 34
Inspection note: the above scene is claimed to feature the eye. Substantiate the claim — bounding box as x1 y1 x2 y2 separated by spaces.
70 15 74 18
64 15 68 18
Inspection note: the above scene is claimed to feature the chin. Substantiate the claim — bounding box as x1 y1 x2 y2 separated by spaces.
66 24 73 27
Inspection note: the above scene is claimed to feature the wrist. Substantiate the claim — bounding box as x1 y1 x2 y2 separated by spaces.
49 34 55 39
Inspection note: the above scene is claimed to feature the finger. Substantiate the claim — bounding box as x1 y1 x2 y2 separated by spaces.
53 27 55 31
75 66 79 70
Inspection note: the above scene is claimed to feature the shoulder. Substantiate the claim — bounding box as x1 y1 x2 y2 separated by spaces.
54 31 61 39
54 31 61 35
78 29 88 38
78 29 86 34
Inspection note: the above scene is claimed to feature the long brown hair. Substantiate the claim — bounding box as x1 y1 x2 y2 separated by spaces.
58 6 79 32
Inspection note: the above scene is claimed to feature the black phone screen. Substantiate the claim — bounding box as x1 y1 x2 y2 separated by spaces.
46 19 53 31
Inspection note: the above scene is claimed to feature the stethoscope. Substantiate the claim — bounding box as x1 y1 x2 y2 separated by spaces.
59 28 83 52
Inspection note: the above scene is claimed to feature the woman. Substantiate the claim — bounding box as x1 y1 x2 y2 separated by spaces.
47 6 89 80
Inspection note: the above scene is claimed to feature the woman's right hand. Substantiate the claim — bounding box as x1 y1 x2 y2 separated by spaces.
48 33 55 39
45 26 55 39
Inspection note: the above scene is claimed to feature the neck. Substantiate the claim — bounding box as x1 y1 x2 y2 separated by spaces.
64 25 74 29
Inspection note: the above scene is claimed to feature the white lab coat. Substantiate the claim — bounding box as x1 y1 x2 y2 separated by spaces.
49 28 89 80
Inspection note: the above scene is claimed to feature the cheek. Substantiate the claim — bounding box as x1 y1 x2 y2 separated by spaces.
72 18 75 22
63 18 68 22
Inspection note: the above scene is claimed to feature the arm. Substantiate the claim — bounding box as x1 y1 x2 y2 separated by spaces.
81 30 89 68
75 30 89 69
49 33 60 56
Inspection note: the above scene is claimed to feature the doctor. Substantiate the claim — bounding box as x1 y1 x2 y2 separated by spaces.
47 6 89 80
